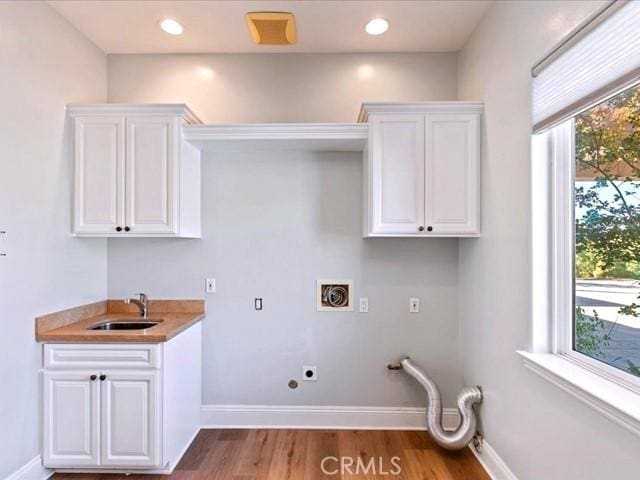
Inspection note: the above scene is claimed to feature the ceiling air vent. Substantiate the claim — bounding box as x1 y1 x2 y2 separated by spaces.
246 12 297 45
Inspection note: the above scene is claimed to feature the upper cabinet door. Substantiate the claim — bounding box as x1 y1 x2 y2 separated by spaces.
424 113 480 236
369 115 425 234
125 116 179 234
42 370 100 467
100 370 161 467
74 116 125 234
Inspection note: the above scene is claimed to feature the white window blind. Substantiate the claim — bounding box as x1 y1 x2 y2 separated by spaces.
532 0 640 133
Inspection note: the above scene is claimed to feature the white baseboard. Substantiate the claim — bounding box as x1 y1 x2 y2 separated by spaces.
201 404 460 431
470 440 518 480
4 456 52 480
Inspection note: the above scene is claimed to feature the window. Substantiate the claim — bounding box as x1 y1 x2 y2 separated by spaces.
553 83 640 386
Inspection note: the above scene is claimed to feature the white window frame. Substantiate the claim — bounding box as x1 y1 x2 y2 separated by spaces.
549 116 640 394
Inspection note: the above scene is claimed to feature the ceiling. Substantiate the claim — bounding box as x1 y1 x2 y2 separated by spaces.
48 1 492 54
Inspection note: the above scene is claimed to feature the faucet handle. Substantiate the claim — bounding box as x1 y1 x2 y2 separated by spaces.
132 293 147 301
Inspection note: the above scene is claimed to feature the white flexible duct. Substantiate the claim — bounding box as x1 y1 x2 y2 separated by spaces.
397 356 482 450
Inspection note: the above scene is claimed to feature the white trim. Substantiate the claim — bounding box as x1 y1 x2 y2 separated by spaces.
518 351 640 437
546 118 640 390
200 404 460 431
565 350 640 393
550 120 575 354
358 102 484 122
470 440 518 480
66 104 202 125
183 123 367 141
4 456 53 480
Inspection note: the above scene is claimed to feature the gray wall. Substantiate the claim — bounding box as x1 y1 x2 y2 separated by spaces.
108 150 461 406
107 53 457 123
0 2 107 477
458 1 640 479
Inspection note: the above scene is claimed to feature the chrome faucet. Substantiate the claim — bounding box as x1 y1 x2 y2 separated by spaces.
124 293 148 318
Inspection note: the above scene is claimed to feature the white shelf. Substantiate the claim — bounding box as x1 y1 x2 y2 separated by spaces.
183 123 368 152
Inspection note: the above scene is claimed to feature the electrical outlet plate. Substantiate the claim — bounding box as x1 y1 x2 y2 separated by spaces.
206 278 216 293
359 297 369 313
410 297 420 313
302 365 317 381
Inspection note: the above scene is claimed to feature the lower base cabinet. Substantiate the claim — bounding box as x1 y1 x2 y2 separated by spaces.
41 322 201 473
100 370 160 467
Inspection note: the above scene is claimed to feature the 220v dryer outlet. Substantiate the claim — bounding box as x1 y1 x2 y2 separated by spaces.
302 366 317 381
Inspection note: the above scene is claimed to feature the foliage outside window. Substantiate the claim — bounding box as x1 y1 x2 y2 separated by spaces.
574 84 640 378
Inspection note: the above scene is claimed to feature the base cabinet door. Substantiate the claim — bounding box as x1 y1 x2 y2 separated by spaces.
100 370 161 467
43 371 100 467
424 113 480 235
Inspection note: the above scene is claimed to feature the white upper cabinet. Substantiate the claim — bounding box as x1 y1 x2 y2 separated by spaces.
73 116 125 234
361 102 482 237
125 116 179 234
69 105 202 238
368 114 425 234
425 113 480 235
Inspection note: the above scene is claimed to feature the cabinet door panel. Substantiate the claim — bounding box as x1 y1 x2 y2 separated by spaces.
100 370 161 467
425 113 480 235
43 371 100 467
125 116 179 234
74 116 125 234
370 115 425 234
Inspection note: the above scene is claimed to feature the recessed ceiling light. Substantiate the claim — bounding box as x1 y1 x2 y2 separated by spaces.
365 18 389 36
160 18 183 35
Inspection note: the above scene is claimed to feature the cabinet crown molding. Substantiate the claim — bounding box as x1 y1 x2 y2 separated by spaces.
66 104 202 125
358 101 484 123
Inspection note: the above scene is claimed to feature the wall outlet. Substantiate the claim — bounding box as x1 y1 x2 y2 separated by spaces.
359 297 369 313
409 297 420 313
206 278 216 293
255 298 263 310
302 365 317 381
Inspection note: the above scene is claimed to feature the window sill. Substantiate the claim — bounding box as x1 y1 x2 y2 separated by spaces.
517 351 640 437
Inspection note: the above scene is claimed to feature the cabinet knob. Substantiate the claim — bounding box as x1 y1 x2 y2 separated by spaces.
418 226 425 232
90 374 97 381
99 374 106 381
427 226 433 232
124 226 131 232
115 226 122 232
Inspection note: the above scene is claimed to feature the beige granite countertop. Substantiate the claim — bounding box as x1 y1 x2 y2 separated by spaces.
35 300 204 343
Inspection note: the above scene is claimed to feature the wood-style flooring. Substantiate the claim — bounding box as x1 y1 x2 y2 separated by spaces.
52 429 490 480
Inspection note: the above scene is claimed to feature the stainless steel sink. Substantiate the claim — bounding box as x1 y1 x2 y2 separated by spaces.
89 320 161 331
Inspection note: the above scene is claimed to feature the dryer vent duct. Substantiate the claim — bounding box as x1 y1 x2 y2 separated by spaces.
389 356 483 450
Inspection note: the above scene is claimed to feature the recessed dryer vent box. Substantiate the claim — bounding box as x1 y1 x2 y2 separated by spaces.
317 280 353 312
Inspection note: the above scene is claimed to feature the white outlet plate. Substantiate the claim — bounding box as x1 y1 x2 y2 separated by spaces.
302 365 317 381
409 297 420 313
359 297 369 313
206 278 216 293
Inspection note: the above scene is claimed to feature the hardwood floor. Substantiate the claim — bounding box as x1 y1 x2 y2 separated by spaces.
52 429 490 480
